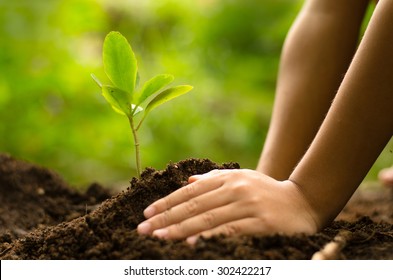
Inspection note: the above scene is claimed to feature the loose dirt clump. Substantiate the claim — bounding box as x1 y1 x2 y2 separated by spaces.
0 153 392 259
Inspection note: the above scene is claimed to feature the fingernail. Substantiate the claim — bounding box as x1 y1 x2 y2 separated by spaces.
144 206 155 218
137 222 151 234
188 175 202 183
186 235 199 245
153 228 169 239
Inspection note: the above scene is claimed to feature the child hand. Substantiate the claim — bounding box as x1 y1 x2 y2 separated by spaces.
137 169 319 244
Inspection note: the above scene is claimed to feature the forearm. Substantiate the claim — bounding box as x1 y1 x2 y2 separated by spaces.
289 0 393 229
258 0 369 180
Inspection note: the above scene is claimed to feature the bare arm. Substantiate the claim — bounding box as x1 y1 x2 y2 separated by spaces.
258 0 369 180
290 0 393 229
136 0 393 241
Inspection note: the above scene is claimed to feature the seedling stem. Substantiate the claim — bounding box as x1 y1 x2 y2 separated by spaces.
91 31 193 178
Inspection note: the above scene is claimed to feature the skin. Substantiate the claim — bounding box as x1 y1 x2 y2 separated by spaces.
137 0 393 243
379 167 393 187
258 0 370 180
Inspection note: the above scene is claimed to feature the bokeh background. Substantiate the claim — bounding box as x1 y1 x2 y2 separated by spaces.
0 0 391 189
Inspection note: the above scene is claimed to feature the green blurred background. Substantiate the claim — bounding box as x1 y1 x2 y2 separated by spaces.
0 0 391 189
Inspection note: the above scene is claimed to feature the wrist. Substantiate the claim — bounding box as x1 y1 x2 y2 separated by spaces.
285 179 324 232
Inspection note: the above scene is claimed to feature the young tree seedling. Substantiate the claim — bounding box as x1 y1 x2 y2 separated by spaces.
91 31 193 177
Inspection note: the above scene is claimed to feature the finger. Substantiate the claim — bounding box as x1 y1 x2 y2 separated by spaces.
143 172 225 219
140 183 232 235
151 200 253 240
188 169 223 183
378 167 393 188
187 217 265 244
188 175 201 184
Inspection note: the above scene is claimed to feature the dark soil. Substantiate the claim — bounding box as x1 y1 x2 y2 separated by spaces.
0 153 392 260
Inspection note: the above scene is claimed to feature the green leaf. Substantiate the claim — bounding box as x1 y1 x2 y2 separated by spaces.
144 85 193 116
103 31 137 95
135 72 140 89
135 74 174 105
102 85 131 116
91 73 103 88
111 105 127 116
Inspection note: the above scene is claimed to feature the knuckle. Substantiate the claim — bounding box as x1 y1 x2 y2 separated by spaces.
262 219 275 232
172 222 188 238
185 198 199 216
231 183 249 197
182 183 196 199
162 196 172 211
247 195 261 207
160 208 172 226
223 223 240 236
201 211 216 228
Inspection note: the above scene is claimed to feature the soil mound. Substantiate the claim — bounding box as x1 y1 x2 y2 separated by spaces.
0 154 392 259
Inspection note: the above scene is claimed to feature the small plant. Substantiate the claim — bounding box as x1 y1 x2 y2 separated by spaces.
91 31 193 177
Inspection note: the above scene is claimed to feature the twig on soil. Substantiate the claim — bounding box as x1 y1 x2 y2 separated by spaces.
0 245 12 258
378 231 393 239
70 204 100 213
353 230 375 244
12 228 28 236
311 230 352 260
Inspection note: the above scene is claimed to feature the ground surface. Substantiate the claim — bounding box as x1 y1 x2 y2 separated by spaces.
0 153 392 259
